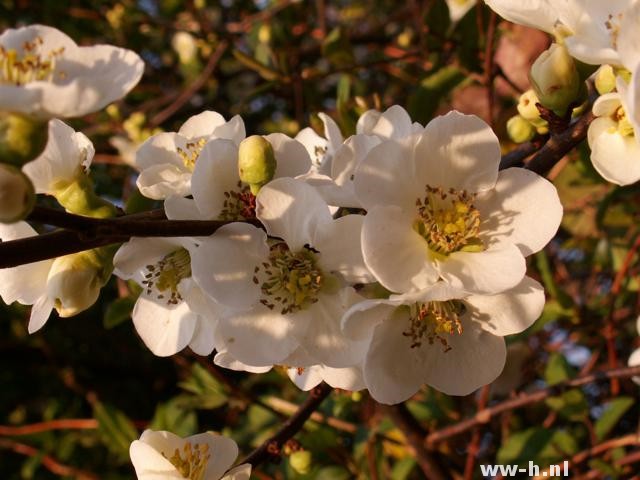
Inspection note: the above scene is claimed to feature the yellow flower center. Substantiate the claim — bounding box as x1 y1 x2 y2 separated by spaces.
255 242 325 315
143 248 192 305
413 185 484 257
0 37 65 86
610 105 635 137
164 442 210 480
403 300 465 351
177 138 207 171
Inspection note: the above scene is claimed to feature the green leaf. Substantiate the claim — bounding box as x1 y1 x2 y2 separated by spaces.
177 363 228 409
595 397 635 441
391 457 416 480
93 401 138 461
149 397 198 437
497 428 578 467
544 353 576 386
315 466 351 480
545 389 588 421
407 66 465 125
103 297 135 329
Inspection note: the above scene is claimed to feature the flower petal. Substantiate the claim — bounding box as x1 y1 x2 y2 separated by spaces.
222 464 252 480
136 164 192 200
590 127 640 186
265 133 312 178
28 295 55 334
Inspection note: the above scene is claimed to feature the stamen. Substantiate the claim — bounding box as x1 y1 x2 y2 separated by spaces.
605 13 624 50
313 144 327 166
177 138 207 171
219 180 256 220
142 248 192 305
413 185 483 256
0 36 65 86
402 300 465 351
164 441 211 480
255 242 324 315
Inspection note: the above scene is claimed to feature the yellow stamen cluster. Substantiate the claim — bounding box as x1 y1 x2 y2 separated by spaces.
611 105 635 137
143 248 192 305
177 138 207 171
413 185 483 256
165 442 211 480
402 300 465 351
254 242 323 315
219 181 256 220
0 37 65 86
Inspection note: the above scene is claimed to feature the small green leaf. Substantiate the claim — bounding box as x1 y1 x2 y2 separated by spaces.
178 363 228 409
150 397 198 438
391 457 416 480
544 353 576 386
595 397 635 441
93 401 138 460
545 389 588 421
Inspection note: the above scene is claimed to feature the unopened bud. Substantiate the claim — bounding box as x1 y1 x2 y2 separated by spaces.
172 31 198 64
47 249 112 317
530 43 581 115
517 90 547 128
0 112 48 166
0 164 35 223
289 450 312 475
507 115 536 143
238 135 277 195
595 65 616 95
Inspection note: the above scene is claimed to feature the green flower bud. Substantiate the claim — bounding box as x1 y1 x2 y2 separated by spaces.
238 135 277 195
0 112 48 166
46 248 114 317
53 173 118 218
529 43 581 116
507 115 536 144
595 65 617 95
289 450 312 475
516 90 547 128
0 163 35 223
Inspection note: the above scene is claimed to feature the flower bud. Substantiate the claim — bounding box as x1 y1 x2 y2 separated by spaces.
529 43 581 115
0 112 48 166
0 164 35 223
238 135 277 195
516 90 547 128
53 175 118 218
171 31 198 64
595 65 616 95
46 249 112 317
289 450 312 475
507 115 536 143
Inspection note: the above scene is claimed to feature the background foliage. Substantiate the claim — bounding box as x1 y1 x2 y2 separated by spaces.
0 0 639 478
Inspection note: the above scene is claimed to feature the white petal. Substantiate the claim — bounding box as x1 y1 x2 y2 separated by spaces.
113 238 178 283
256 177 332 251
164 196 203 220
618 3 640 70
342 298 397 340
28 295 55 334
295 127 329 170
446 0 476 22
287 365 324 391
318 112 344 149
129 440 183 479
132 295 198 356
314 214 374 284
483 0 561 33
592 93 621 118
465 276 545 336
194 433 238 480
353 136 421 210
331 134 381 188
214 350 272 373
362 206 439 293
438 244 526 294
136 133 187 170
370 105 414 139
183 285 220 356
265 133 312 178
190 223 267 310
289 364 365 391
191 139 241 219
136 164 192 200
628 348 640 385
222 464 252 480
475 168 563 256
178 111 226 138
414 111 500 193
590 128 640 186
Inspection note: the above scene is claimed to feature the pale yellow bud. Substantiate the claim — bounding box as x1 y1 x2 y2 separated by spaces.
289 451 312 475
517 90 547 128
507 115 536 144
595 65 616 95
238 135 277 195
529 43 581 115
0 163 35 223
0 112 48 166
172 32 198 64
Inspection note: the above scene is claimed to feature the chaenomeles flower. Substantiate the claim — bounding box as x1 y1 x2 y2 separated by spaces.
162 132 311 223
130 430 251 480
445 0 476 23
0 222 111 333
628 316 640 385
187 178 374 369
135 111 245 200
113 237 225 357
353 110 562 295
341 277 545 404
0 24 144 119
295 112 344 176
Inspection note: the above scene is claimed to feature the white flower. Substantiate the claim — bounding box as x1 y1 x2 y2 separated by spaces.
287 362 365 392
22 119 94 194
113 237 223 357
130 430 251 480
0 24 144 119
342 277 545 404
187 178 373 368
163 132 311 222
135 111 246 200
295 112 343 176
628 316 640 385
446 0 476 23
0 221 55 333
354 111 562 295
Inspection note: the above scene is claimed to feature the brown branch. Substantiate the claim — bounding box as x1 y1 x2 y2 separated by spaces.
383 404 448 480
240 383 333 467
0 438 98 479
0 419 98 436
426 365 640 447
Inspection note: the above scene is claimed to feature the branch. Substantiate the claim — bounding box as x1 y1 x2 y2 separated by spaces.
426 365 640 446
0 419 98 436
382 404 448 480
240 383 333 467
